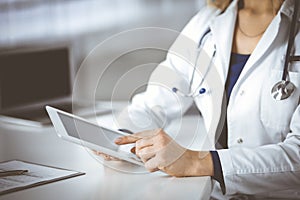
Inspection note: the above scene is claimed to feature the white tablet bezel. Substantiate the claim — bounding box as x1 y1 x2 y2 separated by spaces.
46 106 143 166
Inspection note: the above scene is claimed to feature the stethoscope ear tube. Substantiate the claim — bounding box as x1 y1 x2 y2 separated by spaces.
271 0 299 101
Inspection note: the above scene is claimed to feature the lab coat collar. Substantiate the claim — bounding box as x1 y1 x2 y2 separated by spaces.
209 0 239 83
236 0 296 86
280 0 297 20
208 0 296 86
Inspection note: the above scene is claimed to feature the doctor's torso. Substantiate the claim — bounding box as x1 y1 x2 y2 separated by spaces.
181 0 300 148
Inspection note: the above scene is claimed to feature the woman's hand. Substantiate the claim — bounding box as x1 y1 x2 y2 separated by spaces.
92 150 121 161
115 128 214 177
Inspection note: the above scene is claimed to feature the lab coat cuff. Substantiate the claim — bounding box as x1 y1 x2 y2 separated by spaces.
217 149 235 195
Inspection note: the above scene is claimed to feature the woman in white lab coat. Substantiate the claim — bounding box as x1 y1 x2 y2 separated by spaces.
113 0 300 199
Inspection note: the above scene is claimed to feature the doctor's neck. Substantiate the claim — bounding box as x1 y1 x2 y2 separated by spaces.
207 0 284 14
242 0 283 14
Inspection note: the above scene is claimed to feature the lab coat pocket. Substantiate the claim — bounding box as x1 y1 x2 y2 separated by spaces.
260 70 300 132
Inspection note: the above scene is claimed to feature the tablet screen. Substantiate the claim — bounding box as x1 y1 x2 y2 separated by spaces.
58 113 121 151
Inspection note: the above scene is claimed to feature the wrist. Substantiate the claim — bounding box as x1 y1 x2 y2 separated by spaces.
190 150 214 176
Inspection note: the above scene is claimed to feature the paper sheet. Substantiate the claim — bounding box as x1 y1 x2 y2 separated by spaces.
0 160 85 195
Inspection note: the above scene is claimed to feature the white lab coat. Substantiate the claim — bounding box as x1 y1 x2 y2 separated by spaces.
117 0 300 198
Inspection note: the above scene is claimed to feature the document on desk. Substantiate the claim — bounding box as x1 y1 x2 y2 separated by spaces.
0 160 85 195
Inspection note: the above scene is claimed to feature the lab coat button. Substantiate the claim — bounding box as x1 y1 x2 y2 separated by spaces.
237 138 243 144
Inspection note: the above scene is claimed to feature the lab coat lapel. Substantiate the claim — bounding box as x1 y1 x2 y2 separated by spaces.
210 0 238 84
236 14 281 84
232 0 295 84
210 0 282 88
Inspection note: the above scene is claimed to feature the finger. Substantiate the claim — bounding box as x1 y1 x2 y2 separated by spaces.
136 137 155 151
114 135 140 145
115 129 161 145
103 154 111 161
94 151 106 157
92 149 100 155
103 155 121 161
130 147 136 154
94 152 110 160
144 156 159 173
93 151 120 161
134 129 162 138
107 156 121 161
136 146 156 163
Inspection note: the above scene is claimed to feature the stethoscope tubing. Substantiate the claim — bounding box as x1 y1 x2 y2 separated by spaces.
282 0 299 81
188 30 215 96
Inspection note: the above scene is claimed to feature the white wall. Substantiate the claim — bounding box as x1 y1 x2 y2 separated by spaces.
0 0 206 101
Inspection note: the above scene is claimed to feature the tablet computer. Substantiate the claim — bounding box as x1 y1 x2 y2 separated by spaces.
46 106 143 166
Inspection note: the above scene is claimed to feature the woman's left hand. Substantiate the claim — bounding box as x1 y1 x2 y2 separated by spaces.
115 128 214 177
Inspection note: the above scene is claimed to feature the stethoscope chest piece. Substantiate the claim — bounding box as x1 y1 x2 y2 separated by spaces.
271 80 295 101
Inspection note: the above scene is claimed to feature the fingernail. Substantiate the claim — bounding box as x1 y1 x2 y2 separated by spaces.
130 147 136 154
114 137 122 144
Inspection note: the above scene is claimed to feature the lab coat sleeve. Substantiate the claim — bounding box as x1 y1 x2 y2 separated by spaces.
116 6 220 133
217 105 300 195
116 55 194 133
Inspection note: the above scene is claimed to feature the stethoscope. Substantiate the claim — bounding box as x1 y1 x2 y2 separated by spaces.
172 29 216 98
271 0 299 100
173 1 299 101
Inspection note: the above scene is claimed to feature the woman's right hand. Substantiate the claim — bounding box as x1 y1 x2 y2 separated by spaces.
92 129 135 161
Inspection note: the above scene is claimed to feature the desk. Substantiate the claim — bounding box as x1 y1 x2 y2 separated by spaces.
0 113 212 200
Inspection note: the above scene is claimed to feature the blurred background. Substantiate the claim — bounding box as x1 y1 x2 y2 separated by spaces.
0 0 206 103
